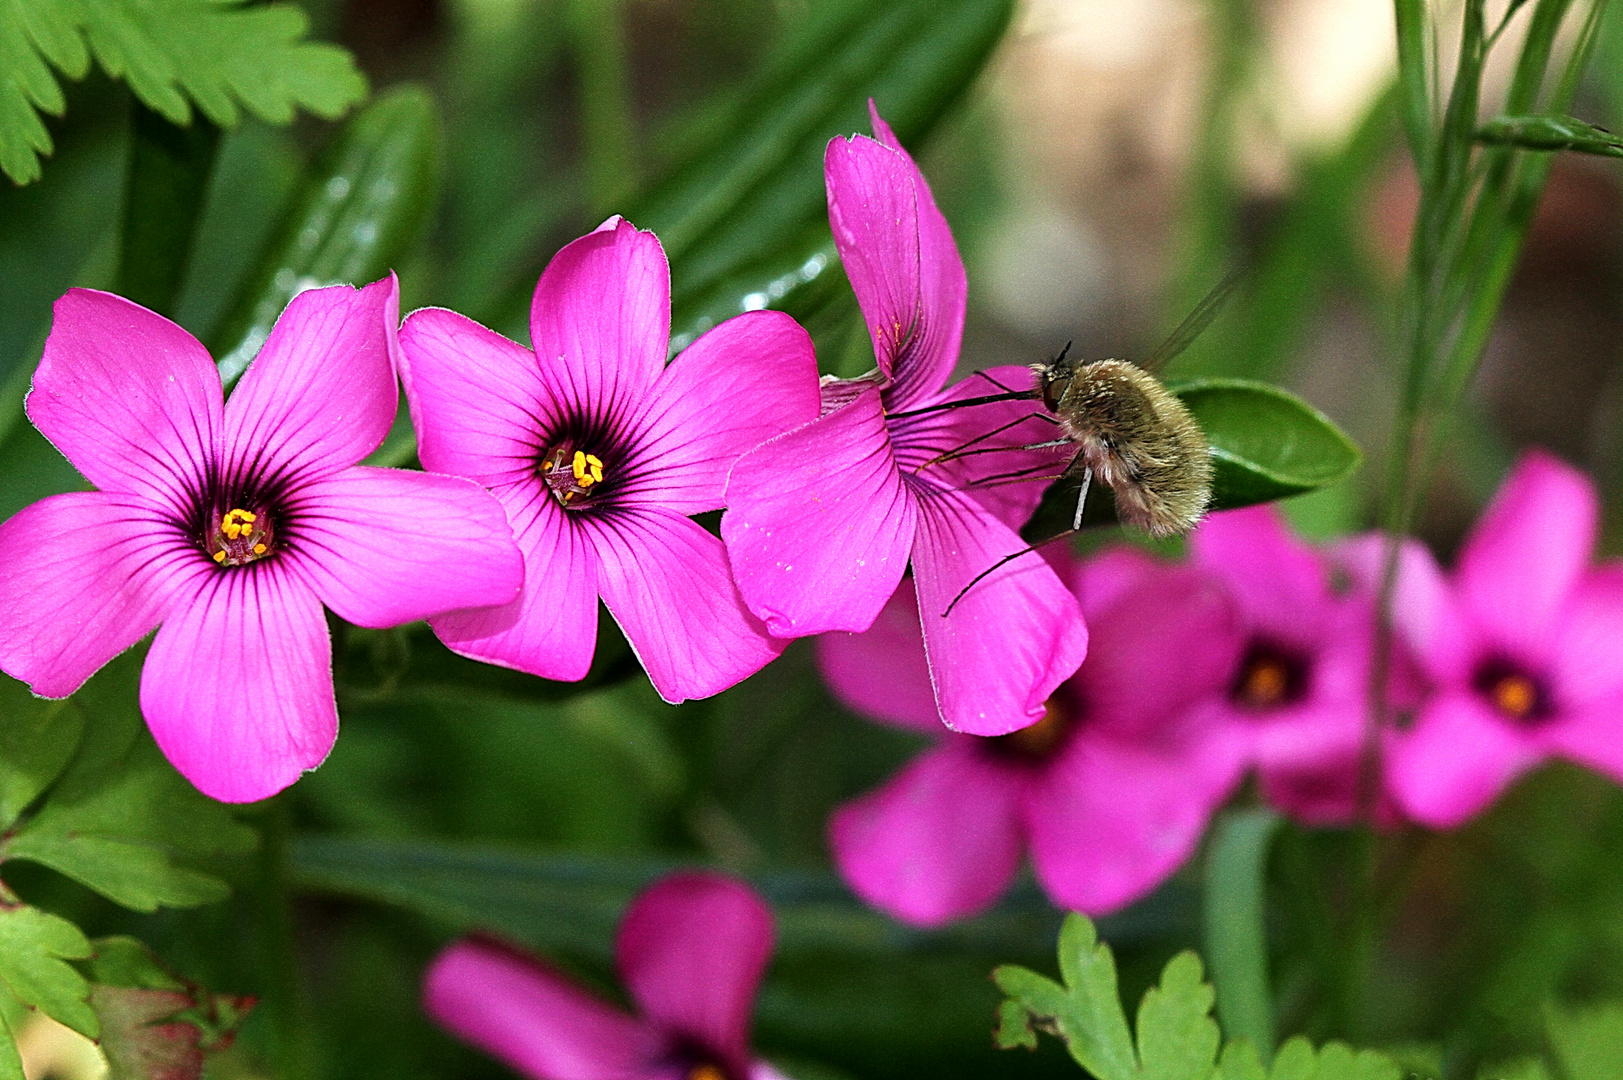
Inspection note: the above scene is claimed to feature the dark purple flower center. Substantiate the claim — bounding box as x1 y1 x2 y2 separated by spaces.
659 1036 739 1080
1229 639 1310 711
204 506 276 567
988 694 1076 763
1472 656 1549 723
539 439 610 510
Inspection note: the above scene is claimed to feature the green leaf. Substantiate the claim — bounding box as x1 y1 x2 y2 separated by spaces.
1546 1001 1623 1080
1219 1037 1400 1080
998 914 1400 1080
0 0 366 184
0 676 83 831
994 914 1137 1080
0 904 95 1039
1137 953 1220 1080
0 1008 22 1080
115 102 221 316
1476 114 1623 157
1204 810 1282 1062
1168 379 1362 509
2 658 257 912
211 83 441 385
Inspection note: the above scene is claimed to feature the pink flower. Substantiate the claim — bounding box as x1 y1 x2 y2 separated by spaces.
1189 505 1375 825
723 104 1085 737
818 549 1247 926
397 217 820 702
424 872 787 1080
1344 450 1623 828
0 279 523 803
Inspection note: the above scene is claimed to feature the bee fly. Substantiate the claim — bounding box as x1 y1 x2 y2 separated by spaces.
905 267 1245 615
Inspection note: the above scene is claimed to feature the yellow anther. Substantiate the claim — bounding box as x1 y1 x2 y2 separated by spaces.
253 543 267 555
571 450 588 481
688 1066 727 1080
213 551 226 564
1492 673 1538 719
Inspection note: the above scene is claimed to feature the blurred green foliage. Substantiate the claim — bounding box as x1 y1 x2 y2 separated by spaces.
1 2 1623 1080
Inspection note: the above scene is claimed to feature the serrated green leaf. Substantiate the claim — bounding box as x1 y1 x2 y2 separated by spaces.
0 905 95 1039
1168 378 1362 509
995 914 1137 1080
1477 114 1623 157
0 0 366 184
1137 952 1220 1080
2 658 256 912
995 997 1039 1050
0 677 83 830
211 83 441 384
1547 1000 1623 1080
1219 1037 1399 1080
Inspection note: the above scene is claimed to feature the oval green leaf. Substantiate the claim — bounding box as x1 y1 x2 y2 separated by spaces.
1169 378 1361 509
210 84 441 385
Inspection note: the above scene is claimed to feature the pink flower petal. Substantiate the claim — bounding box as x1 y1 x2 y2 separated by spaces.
283 466 523 628
1076 563 1241 739
828 742 1024 926
530 218 670 423
825 133 919 388
1192 505 1331 639
424 939 661 1080
27 289 220 513
865 103 966 410
1542 699 1623 786
814 578 940 733
1385 691 1542 828
398 307 553 488
141 565 336 802
722 389 916 637
909 487 1088 735
587 507 783 702
1551 565 1623 707
615 872 773 1066
0 492 208 698
431 480 599 683
1026 729 1246 914
224 278 401 487
1456 450 1597 662
1073 546 1163 618
630 310 820 515
1337 533 1475 684
890 366 1069 529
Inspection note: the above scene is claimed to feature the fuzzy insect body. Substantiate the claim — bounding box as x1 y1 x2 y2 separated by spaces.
1037 357 1212 538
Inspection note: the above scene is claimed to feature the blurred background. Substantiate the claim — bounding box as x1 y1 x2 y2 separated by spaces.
7 1 1623 1078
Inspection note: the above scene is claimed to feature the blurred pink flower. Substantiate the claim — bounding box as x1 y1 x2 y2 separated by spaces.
424 872 787 1080
818 548 1246 926
1344 450 1623 828
398 217 820 703
1190 505 1375 825
0 279 523 803
723 103 1085 737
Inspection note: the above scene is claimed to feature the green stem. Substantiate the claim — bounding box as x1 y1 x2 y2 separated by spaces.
1204 808 1282 1059
116 101 221 317
257 797 309 1080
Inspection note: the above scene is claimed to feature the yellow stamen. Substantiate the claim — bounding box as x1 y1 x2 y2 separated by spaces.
253 543 267 555
688 1066 727 1080
213 551 226 563
1238 658 1290 707
1491 673 1538 719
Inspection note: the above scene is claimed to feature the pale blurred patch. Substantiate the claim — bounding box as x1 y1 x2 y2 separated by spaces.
15 1014 106 1080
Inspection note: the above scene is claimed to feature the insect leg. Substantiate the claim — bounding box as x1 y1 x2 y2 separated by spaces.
917 411 1060 469
1072 468 1093 531
941 527 1077 617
